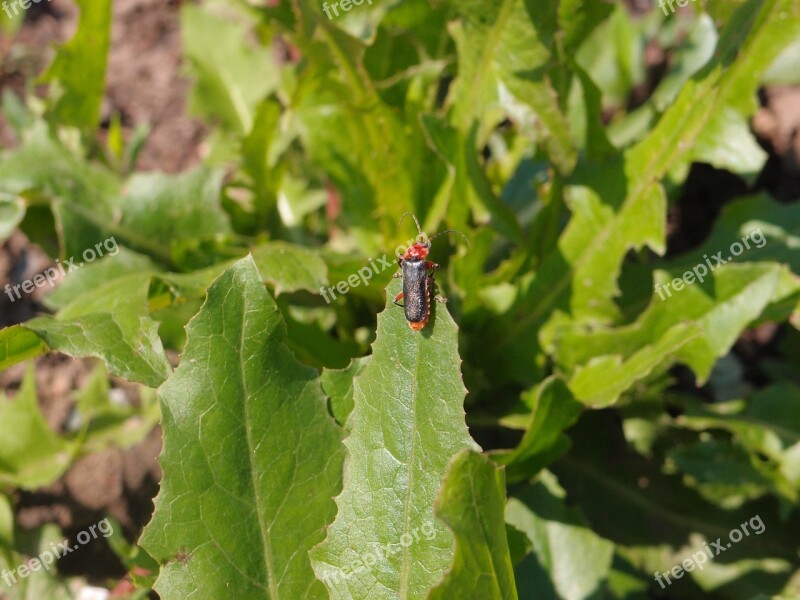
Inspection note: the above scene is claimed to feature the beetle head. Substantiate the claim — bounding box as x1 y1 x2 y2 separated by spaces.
404 241 430 260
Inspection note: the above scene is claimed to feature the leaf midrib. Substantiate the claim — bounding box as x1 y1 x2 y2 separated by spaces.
239 288 280 599
399 334 422 598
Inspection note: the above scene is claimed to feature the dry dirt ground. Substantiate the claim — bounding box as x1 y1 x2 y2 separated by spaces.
0 0 799 590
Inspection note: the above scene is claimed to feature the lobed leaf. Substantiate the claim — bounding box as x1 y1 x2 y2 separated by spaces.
427 450 518 600
311 277 479 599
140 256 345 599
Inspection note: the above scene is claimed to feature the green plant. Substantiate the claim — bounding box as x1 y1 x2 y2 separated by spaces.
1 0 800 598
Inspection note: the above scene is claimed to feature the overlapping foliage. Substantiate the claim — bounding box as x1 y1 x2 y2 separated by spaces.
1 0 799 598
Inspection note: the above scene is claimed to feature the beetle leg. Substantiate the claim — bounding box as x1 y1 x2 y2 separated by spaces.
393 292 405 307
393 257 405 278
428 272 447 303
425 261 439 271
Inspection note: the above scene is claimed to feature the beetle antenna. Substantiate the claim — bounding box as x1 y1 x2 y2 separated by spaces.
428 229 471 247
398 212 423 236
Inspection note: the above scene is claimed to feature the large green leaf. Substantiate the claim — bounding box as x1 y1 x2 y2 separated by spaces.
683 0 800 176
43 248 160 310
673 383 800 505
140 256 344 599
427 450 518 600
311 277 479 599
0 239 330 381
42 0 112 129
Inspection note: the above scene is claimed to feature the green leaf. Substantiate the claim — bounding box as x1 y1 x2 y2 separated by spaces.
554 412 800 598
687 105 768 180
25 273 171 387
763 39 800 85
574 4 644 108
240 98 283 227
119 168 231 268
567 322 698 407
140 256 344 599
484 174 667 384
557 264 788 385
446 0 576 172
485 0 800 387
0 493 12 550
647 0 799 178
0 366 77 490
492 377 582 481
288 23 421 247
1 242 329 380
427 450 518 600
73 364 161 454
43 248 160 310
420 115 522 243
664 193 800 276
0 194 24 241
251 242 328 295
322 357 370 427
558 0 615 56
181 3 277 134
506 472 614 600
0 326 48 372
0 122 119 258
667 439 777 507
0 524 74 600
311 277 479 599
42 0 112 129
